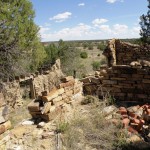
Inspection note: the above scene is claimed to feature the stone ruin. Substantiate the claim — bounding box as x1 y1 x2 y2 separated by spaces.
103 38 150 67
82 39 150 105
0 59 82 134
28 76 82 121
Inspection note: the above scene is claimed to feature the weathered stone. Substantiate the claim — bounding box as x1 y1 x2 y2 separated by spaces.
57 88 65 95
59 80 75 88
61 76 74 82
102 105 117 116
42 90 59 102
80 77 91 83
28 100 40 112
41 102 52 114
21 120 34 125
65 90 73 97
52 96 62 103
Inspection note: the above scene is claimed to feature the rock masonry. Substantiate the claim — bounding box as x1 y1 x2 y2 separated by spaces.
82 39 150 104
103 38 150 66
28 76 83 121
0 59 64 134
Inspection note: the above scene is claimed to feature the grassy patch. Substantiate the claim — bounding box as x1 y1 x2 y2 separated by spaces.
61 100 129 150
9 98 31 128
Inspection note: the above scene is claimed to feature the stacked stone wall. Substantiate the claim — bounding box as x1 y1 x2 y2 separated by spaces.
82 65 150 104
28 76 83 121
98 65 150 103
82 39 150 104
103 39 150 66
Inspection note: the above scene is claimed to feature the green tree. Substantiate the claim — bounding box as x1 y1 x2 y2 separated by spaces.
140 0 150 44
45 43 58 64
0 0 46 79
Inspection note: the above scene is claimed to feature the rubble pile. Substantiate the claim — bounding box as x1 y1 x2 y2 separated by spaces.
28 76 83 121
102 104 150 143
117 104 150 135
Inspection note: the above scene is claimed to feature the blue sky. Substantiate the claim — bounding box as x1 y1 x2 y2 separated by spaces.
30 0 148 41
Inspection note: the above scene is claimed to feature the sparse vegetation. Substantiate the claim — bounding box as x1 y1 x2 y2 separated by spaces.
97 43 106 51
92 61 101 70
61 99 129 150
81 95 98 105
88 44 94 50
100 57 107 65
80 51 88 59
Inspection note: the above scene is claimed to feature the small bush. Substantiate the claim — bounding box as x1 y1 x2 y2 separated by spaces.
97 43 106 51
56 122 69 133
97 53 100 57
92 61 101 70
88 44 93 50
80 51 88 59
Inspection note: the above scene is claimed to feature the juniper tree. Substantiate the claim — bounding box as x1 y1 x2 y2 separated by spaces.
140 0 150 44
0 0 46 80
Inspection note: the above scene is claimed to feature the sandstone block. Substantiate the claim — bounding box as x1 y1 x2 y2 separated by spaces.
90 77 100 84
59 80 75 88
42 90 59 102
62 93 67 100
142 79 150 83
65 90 73 97
144 75 150 79
110 77 126 81
80 78 91 83
28 100 40 112
41 102 52 114
41 107 61 121
49 106 56 112
103 80 117 85
52 96 62 103
57 88 65 95
64 86 74 92
61 76 74 82
53 100 65 107
74 87 82 94
0 125 5 135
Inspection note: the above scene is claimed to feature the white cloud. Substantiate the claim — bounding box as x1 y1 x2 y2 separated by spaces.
39 26 50 34
92 18 108 26
78 3 85 6
39 23 140 41
106 0 124 3
99 25 111 33
113 24 128 34
49 12 72 22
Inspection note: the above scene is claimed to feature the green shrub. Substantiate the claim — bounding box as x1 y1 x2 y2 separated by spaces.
80 51 88 59
92 61 101 70
56 122 69 133
88 44 93 50
97 43 106 51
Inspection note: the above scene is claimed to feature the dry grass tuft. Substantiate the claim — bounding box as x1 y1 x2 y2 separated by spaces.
61 99 128 150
